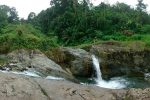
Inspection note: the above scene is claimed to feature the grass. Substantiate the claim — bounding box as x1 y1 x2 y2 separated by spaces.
0 24 59 53
74 33 150 51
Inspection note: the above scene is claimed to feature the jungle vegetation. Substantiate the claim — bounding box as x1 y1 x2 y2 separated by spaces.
0 0 150 53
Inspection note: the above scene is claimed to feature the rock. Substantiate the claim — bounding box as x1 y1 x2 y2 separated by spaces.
6 49 75 81
90 43 150 79
46 48 93 78
126 88 150 100
0 72 150 100
0 72 123 100
0 72 48 100
36 78 117 100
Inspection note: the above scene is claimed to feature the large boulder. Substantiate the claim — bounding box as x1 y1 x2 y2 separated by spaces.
90 42 150 79
4 49 75 81
46 48 94 77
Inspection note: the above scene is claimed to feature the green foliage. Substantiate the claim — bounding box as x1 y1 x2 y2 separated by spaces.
140 25 150 34
28 1 150 46
102 34 127 41
0 9 7 31
0 24 59 52
136 0 147 12
1 1 150 52
0 5 18 23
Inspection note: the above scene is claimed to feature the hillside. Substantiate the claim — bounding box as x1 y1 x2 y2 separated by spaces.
0 24 58 53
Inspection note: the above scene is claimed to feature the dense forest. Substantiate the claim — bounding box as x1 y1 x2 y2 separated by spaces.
0 0 150 53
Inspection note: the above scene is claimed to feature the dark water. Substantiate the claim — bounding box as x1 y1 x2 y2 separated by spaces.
123 76 150 88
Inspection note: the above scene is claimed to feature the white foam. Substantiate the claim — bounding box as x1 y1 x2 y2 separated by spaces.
92 55 127 89
96 77 127 89
145 73 150 78
14 71 41 77
0 70 41 77
0 70 65 81
46 76 64 80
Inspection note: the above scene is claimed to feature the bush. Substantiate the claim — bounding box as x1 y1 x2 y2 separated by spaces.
0 24 59 52
102 33 127 41
140 25 150 34
130 34 143 40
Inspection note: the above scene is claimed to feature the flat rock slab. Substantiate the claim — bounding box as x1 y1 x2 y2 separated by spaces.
36 79 120 100
0 72 48 100
0 72 149 100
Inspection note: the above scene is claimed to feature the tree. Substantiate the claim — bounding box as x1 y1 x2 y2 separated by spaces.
30 0 150 45
8 7 18 23
0 10 7 32
0 5 18 23
136 0 148 25
136 0 147 12
28 12 36 20
27 12 36 23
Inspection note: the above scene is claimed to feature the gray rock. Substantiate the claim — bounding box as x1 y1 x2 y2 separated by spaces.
6 49 75 81
64 48 93 77
0 72 48 100
47 48 94 77
0 72 149 100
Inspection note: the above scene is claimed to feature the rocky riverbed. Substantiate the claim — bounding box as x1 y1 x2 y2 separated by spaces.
0 42 150 100
0 72 150 100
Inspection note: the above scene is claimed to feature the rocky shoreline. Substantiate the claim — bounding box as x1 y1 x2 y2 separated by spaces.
0 42 150 100
0 72 149 100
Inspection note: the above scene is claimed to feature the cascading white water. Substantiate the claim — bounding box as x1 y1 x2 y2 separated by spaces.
92 55 126 89
92 55 102 82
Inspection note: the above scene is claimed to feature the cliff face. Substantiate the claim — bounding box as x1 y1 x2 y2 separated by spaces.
90 43 150 79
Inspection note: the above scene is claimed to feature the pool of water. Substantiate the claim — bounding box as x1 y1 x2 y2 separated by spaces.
123 76 150 88
90 55 150 89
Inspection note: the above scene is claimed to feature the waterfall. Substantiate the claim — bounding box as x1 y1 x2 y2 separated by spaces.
92 55 102 82
91 55 126 89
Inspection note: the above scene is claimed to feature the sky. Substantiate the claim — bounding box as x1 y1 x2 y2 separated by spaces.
0 0 149 19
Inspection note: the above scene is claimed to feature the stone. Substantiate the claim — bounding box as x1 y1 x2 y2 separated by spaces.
6 49 75 81
46 48 94 78
0 72 149 100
